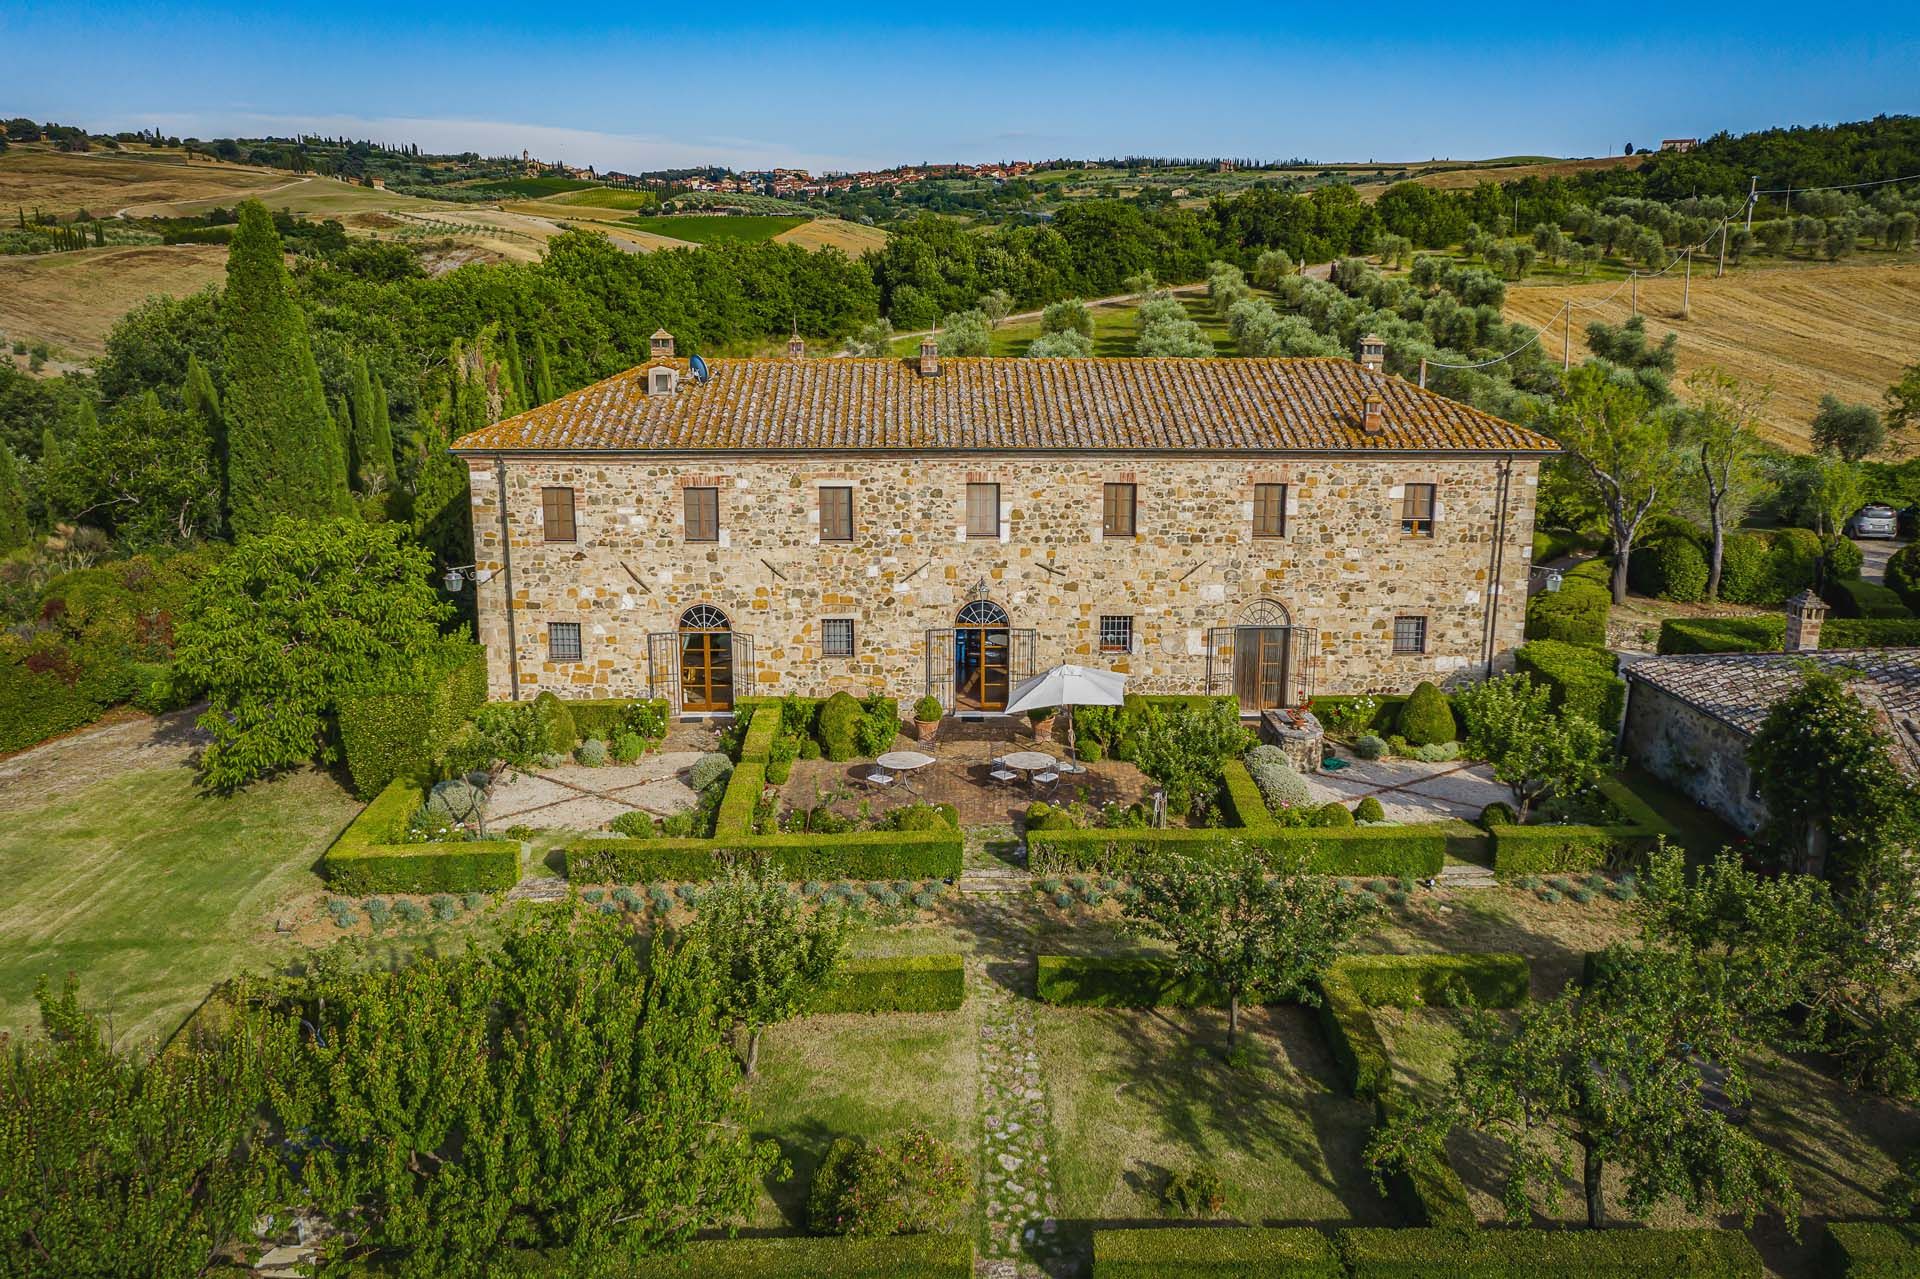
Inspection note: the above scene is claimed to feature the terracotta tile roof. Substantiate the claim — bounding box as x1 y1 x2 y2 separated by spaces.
449 357 1559 455
1625 649 1920 763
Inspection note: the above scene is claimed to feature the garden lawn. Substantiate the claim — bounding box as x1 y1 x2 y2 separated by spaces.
0 759 359 1044
1037 1003 1390 1229
744 1008 979 1232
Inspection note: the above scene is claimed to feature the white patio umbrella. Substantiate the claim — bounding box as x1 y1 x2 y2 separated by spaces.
1003 663 1127 763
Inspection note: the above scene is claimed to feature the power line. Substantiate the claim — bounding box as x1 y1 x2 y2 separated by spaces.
1756 171 1920 195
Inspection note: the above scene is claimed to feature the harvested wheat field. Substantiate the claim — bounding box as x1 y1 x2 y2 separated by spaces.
0 244 227 360
1506 261 1920 449
775 217 888 255
0 148 290 217
1360 154 1643 202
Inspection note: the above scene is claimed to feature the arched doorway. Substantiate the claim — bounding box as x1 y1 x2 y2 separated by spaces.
1232 599 1293 714
678 604 734 713
954 599 1012 711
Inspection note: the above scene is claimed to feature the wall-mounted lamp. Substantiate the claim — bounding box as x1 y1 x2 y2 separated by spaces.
443 565 500 593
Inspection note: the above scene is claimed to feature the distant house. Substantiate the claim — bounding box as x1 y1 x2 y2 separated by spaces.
1660 138 1699 153
1622 594 1920 833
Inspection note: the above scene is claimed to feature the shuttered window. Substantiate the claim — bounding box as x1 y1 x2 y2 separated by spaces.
1401 483 1436 537
966 483 999 539
684 487 719 542
1253 483 1286 538
819 486 854 542
1102 483 1137 538
541 487 576 542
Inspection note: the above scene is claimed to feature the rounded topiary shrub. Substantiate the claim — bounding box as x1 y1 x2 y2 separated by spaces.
575 738 608 768
1826 535 1864 581
1717 531 1777 604
686 751 734 792
1765 527 1823 597
424 778 486 826
1479 801 1517 828
1629 535 1708 603
913 695 943 722
609 810 656 838
1025 801 1078 831
1353 734 1386 761
533 691 578 756
611 731 646 764
1888 541 1920 611
1355 796 1386 823
818 690 863 761
1312 801 1355 828
1396 681 1457 747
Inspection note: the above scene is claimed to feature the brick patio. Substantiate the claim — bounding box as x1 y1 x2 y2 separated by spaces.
776 717 1158 828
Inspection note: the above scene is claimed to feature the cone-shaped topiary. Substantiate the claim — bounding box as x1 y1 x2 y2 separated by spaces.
1396 681 1457 747
533 690 577 756
818 690 863 760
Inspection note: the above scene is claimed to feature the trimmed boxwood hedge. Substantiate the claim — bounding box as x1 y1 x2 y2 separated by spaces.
739 705 780 762
1824 577 1915 620
322 778 520 893
1315 972 1392 1099
1821 1221 1920 1277
1657 615 1785 654
558 697 671 741
337 642 489 800
1514 639 1624 730
1333 953 1530 1009
806 954 966 1014
1036 954 1232 1008
1092 1226 1342 1277
1827 618 1920 647
714 762 764 835
1487 778 1670 879
1336 1226 1764 1277
530 1233 973 1278
1220 759 1277 829
1027 824 1449 878
566 829 964 882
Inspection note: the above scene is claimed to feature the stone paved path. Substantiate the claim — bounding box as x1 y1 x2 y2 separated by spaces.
959 832 1073 1279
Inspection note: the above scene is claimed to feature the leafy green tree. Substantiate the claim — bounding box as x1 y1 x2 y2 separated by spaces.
1368 945 1798 1230
1041 297 1093 338
1674 368 1772 599
0 444 27 551
172 517 449 790
978 287 1013 328
1251 248 1292 288
936 309 991 357
1136 297 1213 358
1026 329 1092 358
41 390 221 549
1885 361 1920 443
1809 453 1866 548
530 330 557 404
220 200 350 534
692 868 849 1077
844 317 894 358
1811 393 1886 461
0 976 293 1279
1455 673 1608 821
1537 363 1669 603
275 905 780 1274
1123 848 1375 1052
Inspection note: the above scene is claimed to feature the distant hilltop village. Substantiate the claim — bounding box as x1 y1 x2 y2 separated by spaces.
601 160 1043 197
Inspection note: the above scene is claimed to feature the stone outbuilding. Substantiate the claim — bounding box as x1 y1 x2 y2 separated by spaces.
449 333 1558 717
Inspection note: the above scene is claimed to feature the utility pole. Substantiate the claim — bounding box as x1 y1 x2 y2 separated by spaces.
1562 303 1571 370
1418 357 1428 389
1717 220 1728 278
1682 249 1692 320
1746 175 1758 230
1630 271 1638 317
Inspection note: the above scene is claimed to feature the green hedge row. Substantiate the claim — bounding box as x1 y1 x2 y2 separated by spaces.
322 778 520 894
494 1233 973 1278
1515 639 1624 730
805 955 966 1014
1027 824 1449 878
550 697 671 740
1825 577 1915 620
1338 1227 1763 1277
1488 778 1670 879
1821 1221 1920 1277
1316 972 1392 1099
1525 558 1613 647
715 762 764 836
739 705 780 762
1036 954 1231 1008
0 660 106 756
565 829 964 882
1332 953 1531 1009
1660 614 1920 654
1093 1226 1342 1277
1828 618 1920 647
337 641 489 800
1219 759 1276 830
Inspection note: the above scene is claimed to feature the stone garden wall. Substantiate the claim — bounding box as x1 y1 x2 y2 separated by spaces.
1622 680 1767 833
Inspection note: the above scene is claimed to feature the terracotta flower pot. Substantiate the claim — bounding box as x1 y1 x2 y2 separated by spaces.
913 718 940 743
1031 716 1057 741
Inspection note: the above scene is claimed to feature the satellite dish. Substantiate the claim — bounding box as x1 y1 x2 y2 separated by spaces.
688 354 710 384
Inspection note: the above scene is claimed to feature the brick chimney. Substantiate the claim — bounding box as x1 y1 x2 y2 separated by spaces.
1357 333 1386 374
1785 589 1827 652
918 335 940 377
1362 392 1386 435
787 333 806 360
650 328 674 361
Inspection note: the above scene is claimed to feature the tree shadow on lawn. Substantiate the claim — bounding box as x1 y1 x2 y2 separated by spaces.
1370 890 1637 1000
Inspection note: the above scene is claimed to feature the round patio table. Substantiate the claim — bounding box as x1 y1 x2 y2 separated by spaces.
876 750 936 794
999 751 1056 774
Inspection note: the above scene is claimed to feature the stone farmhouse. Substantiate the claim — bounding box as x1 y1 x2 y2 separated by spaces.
449 331 1557 717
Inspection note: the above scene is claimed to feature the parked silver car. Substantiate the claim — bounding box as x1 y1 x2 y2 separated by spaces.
1846 504 1900 539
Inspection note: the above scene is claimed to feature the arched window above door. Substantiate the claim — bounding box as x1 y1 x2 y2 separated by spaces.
956 599 1010 627
1239 598 1292 627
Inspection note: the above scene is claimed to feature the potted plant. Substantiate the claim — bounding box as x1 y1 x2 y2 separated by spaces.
1027 706 1058 742
912 695 944 742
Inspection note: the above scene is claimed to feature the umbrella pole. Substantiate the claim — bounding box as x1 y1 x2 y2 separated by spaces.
1068 705 1078 764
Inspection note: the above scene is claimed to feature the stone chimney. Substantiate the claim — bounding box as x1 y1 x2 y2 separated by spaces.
1357 333 1386 375
1362 392 1386 435
918 335 940 377
1785 589 1827 652
650 328 675 361
787 333 806 360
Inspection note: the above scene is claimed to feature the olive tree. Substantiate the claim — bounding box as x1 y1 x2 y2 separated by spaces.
694 868 850 1076
1536 363 1670 604
1673 368 1771 599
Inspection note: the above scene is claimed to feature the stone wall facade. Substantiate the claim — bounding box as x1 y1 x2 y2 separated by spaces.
465 452 1540 710
1621 679 1766 833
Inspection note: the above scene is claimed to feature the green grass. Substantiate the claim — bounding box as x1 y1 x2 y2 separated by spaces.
544 186 659 211
744 1009 978 1231
1037 1003 1390 1229
0 761 360 1044
1618 763 1744 865
622 214 808 245
464 176 602 198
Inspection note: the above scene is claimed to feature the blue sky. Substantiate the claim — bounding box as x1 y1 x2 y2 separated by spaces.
4 2 1915 171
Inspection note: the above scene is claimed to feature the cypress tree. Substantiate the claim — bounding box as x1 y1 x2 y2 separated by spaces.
370 376 394 480
333 393 354 483
531 332 556 405
182 353 225 534
220 199 351 535
501 329 528 411
0 445 29 551
346 356 381 490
